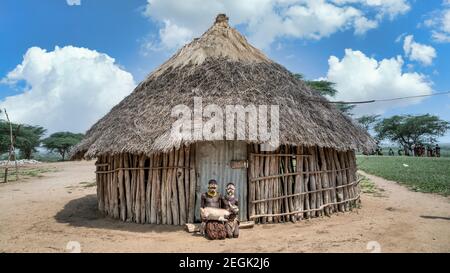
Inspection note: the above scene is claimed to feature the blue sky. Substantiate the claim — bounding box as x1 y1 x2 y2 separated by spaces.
1 0 449 142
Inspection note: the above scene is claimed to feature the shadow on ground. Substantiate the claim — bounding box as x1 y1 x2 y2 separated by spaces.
55 194 183 233
420 215 450 221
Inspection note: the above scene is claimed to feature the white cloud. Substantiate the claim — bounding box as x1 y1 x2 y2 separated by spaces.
423 4 450 43
395 32 407 43
442 9 450 32
331 0 410 18
432 30 450 42
66 0 81 6
159 20 193 49
353 16 379 34
0 46 136 134
143 0 410 50
403 35 436 66
326 49 432 115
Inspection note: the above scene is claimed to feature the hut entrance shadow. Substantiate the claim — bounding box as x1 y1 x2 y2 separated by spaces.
54 194 183 233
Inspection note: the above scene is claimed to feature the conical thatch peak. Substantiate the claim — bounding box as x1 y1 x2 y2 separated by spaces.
214 13 229 25
151 13 271 78
72 14 375 160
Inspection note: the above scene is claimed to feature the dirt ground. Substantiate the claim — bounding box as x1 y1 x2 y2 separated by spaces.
0 161 449 253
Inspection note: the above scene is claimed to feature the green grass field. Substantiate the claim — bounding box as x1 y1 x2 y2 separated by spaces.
357 155 450 196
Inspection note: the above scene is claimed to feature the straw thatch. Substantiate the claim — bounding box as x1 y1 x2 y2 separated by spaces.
72 14 375 160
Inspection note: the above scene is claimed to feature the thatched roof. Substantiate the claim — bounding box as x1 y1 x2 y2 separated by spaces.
72 14 375 159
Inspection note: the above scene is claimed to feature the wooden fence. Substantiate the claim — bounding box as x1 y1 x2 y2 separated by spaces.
248 145 360 223
95 146 197 225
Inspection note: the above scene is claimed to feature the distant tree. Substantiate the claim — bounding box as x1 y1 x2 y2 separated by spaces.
294 73 355 115
42 132 84 161
356 114 381 131
16 125 46 159
1 121 46 159
0 110 10 154
0 121 10 154
374 114 450 152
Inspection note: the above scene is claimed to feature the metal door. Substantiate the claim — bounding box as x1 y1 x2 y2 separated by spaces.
195 141 248 221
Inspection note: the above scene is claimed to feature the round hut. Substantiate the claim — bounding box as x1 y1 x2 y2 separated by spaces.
72 14 375 225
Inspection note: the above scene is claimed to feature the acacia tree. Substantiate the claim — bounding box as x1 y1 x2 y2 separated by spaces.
42 132 84 161
1 122 46 159
374 114 450 152
294 74 355 115
356 114 381 131
16 125 46 159
0 122 11 154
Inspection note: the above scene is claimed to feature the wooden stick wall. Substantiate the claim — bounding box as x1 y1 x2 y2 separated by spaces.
95 145 197 225
95 143 360 225
248 145 361 223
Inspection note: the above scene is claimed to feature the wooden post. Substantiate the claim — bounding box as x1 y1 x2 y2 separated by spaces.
124 153 132 222
133 155 140 223
344 151 355 209
349 151 361 207
314 147 323 217
145 154 153 223
112 155 120 219
106 155 111 216
139 155 146 223
177 147 186 225
319 147 330 216
258 149 267 224
118 154 126 221
287 147 295 222
288 146 297 222
332 150 344 212
248 145 255 221
170 149 179 225
327 148 337 212
253 144 260 223
282 148 290 222
264 149 272 223
273 150 279 222
188 145 196 223
160 152 168 224
184 146 190 222
96 159 103 213
294 146 304 220
103 156 110 215
2 109 19 183
166 150 174 225
129 155 135 219
338 151 349 211
303 148 311 219
150 154 159 224
307 147 317 217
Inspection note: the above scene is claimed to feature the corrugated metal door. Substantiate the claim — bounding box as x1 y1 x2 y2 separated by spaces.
195 141 248 221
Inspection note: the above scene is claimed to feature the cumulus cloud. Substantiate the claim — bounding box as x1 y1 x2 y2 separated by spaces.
326 49 432 115
66 0 81 6
143 0 410 50
403 35 436 66
0 46 136 133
